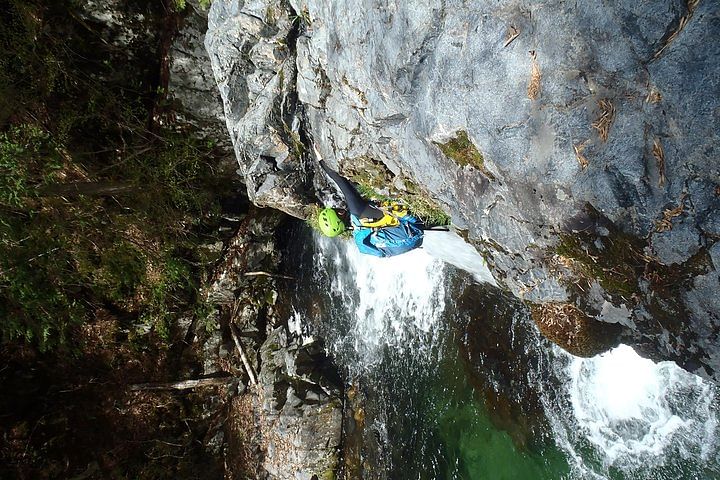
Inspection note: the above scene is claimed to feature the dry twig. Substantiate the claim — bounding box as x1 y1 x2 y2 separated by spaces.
591 99 615 142
527 50 541 100
504 26 520 48
652 138 666 187
574 141 589 169
655 194 686 232
230 323 257 385
646 87 662 104
244 271 295 280
129 377 233 391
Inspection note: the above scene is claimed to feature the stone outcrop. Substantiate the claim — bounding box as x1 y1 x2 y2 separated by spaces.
167 0 232 147
205 0 317 218
205 0 720 382
530 302 621 358
203 208 343 479
258 327 343 480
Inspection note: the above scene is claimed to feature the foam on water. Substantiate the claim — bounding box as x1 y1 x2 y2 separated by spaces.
313 234 447 368
307 231 720 478
550 344 720 478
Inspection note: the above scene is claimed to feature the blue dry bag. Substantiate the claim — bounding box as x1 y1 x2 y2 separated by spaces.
351 213 424 257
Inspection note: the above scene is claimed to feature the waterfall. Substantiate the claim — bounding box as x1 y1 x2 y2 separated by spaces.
289 228 720 479
546 344 720 479
311 233 448 372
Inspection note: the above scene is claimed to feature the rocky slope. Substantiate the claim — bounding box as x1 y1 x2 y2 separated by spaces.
206 0 720 381
203 209 343 479
73 2 344 477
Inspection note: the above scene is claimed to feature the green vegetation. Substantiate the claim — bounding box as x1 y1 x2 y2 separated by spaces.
341 156 451 227
551 208 710 302
555 233 642 298
290 7 312 26
0 0 235 350
1 1 242 477
435 130 495 180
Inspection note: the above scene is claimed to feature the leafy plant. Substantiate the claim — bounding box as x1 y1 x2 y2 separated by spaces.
0 0 236 351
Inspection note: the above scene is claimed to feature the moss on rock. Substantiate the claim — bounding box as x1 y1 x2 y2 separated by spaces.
555 232 643 299
530 302 621 357
339 156 451 227
434 131 495 180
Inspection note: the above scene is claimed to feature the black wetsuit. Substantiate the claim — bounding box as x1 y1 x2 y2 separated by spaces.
320 161 384 220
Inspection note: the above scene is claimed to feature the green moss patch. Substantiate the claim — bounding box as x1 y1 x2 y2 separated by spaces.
555 233 643 298
434 131 495 180
340 156 451 227
551 207 713 308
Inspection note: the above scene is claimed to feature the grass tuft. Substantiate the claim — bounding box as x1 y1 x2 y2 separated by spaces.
434 131 495 180
592 99 615 142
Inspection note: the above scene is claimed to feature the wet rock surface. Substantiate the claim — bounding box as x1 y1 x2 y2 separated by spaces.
204 209 344 479
258 327 343 480
453 279 553 449
206 0 720 381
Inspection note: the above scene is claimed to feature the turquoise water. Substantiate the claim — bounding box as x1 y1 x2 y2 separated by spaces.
359 313 570 480
429 348 570 479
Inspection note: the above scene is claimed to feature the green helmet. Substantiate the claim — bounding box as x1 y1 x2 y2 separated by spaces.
318 208 345 237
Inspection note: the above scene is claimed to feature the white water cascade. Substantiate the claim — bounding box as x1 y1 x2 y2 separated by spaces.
549 344 720 479
312 233 448 370
302 230 719 479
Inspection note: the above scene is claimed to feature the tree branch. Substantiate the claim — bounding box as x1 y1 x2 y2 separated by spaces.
129 376 233 391
230 323 257 385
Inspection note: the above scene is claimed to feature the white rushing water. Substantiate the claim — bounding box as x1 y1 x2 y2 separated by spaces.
421 230 496 285
313 234 447 369
308 231 719 478
550 344 720 479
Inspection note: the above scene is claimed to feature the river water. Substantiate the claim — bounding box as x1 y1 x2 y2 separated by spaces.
282 225 720 479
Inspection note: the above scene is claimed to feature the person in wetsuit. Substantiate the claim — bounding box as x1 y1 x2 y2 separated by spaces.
313 141 386 237
315 153 426 257
319 160 384 222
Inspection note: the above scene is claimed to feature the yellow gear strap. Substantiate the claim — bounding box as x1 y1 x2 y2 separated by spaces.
358 202 408 228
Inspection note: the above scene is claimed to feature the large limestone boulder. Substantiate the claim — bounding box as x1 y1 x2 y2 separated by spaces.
258 327 342 479
167 0 232 148
205 0 317 218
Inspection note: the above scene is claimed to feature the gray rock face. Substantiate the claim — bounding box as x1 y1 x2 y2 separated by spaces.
205 0 316 218
206 0 720 380
168 1 232 148
80 0 157 49
202 207 343 478
258 327 342 479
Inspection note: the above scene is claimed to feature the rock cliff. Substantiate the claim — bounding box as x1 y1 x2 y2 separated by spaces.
206 0 720 381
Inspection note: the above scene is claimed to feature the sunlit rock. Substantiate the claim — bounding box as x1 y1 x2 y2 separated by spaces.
205 0 720 381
